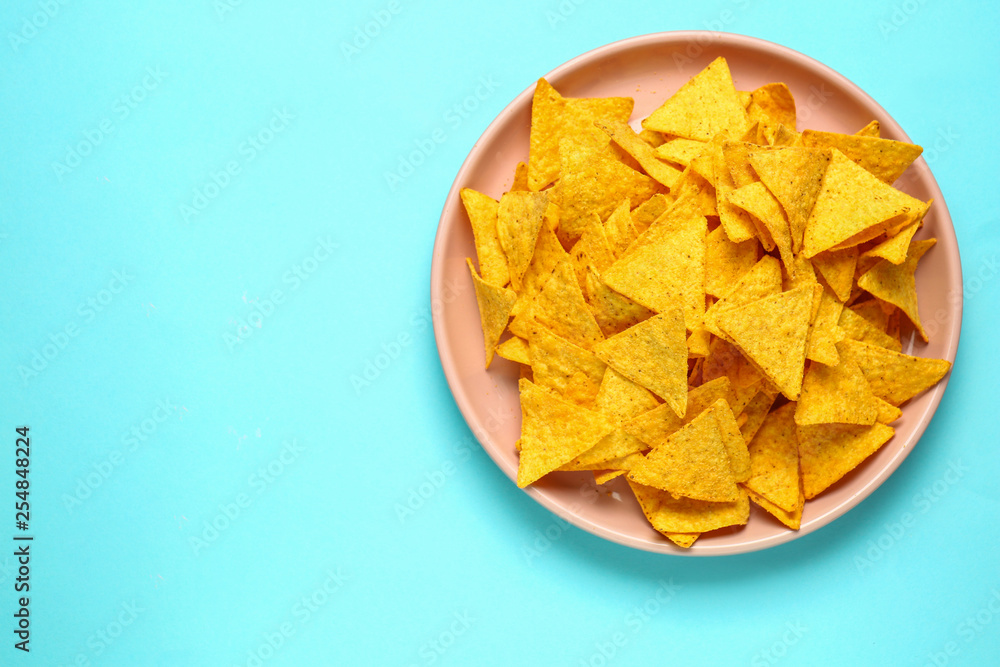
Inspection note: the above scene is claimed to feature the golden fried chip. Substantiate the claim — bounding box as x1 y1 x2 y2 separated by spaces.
654 137 709 167
603 199 638 258
495 336 530 365
800 129 923 184
596 118 683 189
466 258 517 368
749 147 831 253
801 149 926 257
556 140 661 242
862 219 922 265
727 180 794 267
838 339 952 406
526 324 607 406
704 255 783 339
811 247 858 302
855 120 880 138
796 358 878 426
510 161 529 191
630 194 669 235
511 223 570 318
594 309 688 418
516 378 617 487
705 216 759 299
838 304 902 352
715 284 817 400
627 406 740 502
528 78 634 191
806 288 846 366
773 124 802 147
497 190 549 290
744 403 800 512
570 214 617 288
594 367 661 424
642 57 750 140
628 480 749 533
664 533 699 548
857 238 936 341
622 377 734 449
711 399 751 483
751 82 796 128
797 421 895 499
461 188 509 287
582 267 655 337
739 390 777 444
746 486 803 530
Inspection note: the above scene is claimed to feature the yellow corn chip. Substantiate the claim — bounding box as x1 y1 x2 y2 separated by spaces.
510 161 529 192
512 258 605 350
570 214 617 289
639 128 667 147
855 120 880 138
806 288 846 366
715 284 817 400
495 336 530 365
527 78 634 191
628 480 749 533
497 190 549 290
687 328 712 358
797 421 895 499
739 390 777 444
705 215 759 299
603 199 638 258
556 140 661 242
703 256 783 339
796 358 879 426
710 399 751 483
748 147 831 253
744 403 800 512
800 129 923 184
664 532 699 548
838 339 951 406
874 396 903 424
516 378 617 487
593 309 688 418
751 82 796 128
654 137 709 167
511 223 569 318
594 367 661 424
811 247 858 302
526 323 607 406
596 119 683 189
630 194 669 235
727 181 794 267
582 267 655 337
642 57 750 140
466 258 517 368
862 219 922 265
857 238 936 341
746 486 803 530
773 124 802 147
622 377 734 449
627 406 740 502
801 149 926 257
461 188 509 287
838 304 901 352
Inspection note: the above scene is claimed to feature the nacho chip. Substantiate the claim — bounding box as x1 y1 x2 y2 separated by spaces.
773 124 802 147
461 188 509 287
838 304 902 352
495 336 530 365
727 181 794 267
603 199 638 258
596 118 683 189
594 367 661 424
556 140 661 242
583 267 655 337
750 82 796 128
627 406 740 502
711 399 751 483
811 246 858 302
526 324 607 406
630 194 669 235
628 480 749 533
838 339 951 406
800 129 923 184
497 190 549 290
715 284 817 400
654 137 709 167
746 486 803 530
738 390 777 444
749 147 831 253
622 377 734 449
594 309 688 418
570 214 617 288
806 288 846 366
855 120 880 138
467 258 517 368
512 257 605 350
511 223 570 317
801 149 926 257
705 215 759 299
516 378 617 487
797 421 895 499
795 358 879 426
744 403 800 512
642 57 750 140
510 161 529 191
862 218 922 265
663 532 700 548
857 238 936 341
703 255 783 339
527 78 634 191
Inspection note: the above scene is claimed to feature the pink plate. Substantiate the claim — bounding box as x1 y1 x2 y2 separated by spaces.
430 32 961 555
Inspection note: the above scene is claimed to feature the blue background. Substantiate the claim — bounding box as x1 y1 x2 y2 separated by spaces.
2 1 998 665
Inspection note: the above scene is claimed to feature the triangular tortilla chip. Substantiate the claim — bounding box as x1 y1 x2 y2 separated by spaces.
596 119 683 189
526 324 607 406
811 247 858 302
705 215 759 299
642 57 750 140
857 238 936 341
630 194 669 235
837 339 952 406
806 288 845 366
511 258 605 350
750 82 796 128
855 120 880 138
797 422 895 499
838 304 902 352
800 129 923 184
629 480 750 534
527 78 634 191
796 358 879 426
510 161 529 191
746 486 803 530
570 214 617 289
516 378 616 487
773 124 802 147
715 284 816 400
862 218 922 265
703 255 783 339
594 309 688 418
710 399 751 482
627 407 739 502
622 377 734 449
739 390 777 444
749 147 831 253
497 191 549 290
594 368 661 424
556 140 661 243
655 137 709 167
801 150 926 257
495 336 530 365
727 181 794 267
603 199 638 258
511 223 569 318
461 188 509 287
744 403 800 512
466 258 517 368
582 267 655 337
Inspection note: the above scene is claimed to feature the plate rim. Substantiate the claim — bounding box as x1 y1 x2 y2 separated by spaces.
430 30 962 556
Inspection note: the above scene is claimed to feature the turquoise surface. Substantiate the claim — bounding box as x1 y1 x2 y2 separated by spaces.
2 1 998 665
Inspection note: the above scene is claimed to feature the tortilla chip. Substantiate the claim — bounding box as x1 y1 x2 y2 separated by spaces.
642 57 750 140
800 130 923 184
627 406 740 502
596 119 683 189
727 181 794 267
526 323 607 406
705 215 759 300
622 377 734 449
796 358 879 426
510 161 529 191
466 258 517 368
603 199 638 258
516 378 617 487
855 120 880 138
862 219 922 265
806 288 846 366
512 257 605 350
751 82 796 128
801 150 926 257
703 255 783 339
630 194 669 235
594 367 661 424
687 327 712 358
811 247 858 302
527 78 634 191
773 124 802 147
874 396 903 424
746 486 803 530
837 339 952 406
594 309 689 418
556 140 661 242
744 403 801 512
628 480 749 533
654 137 709 167
838 304 902 352
663 532 699 548
511 223 570 317
739 390 777 444
797 421 895 499
583 267 655 336
461 188 509 287
857 238 936 341
711 399 751 482
495 336 530 365
570 214 617 288
749 147 831 253
715 284 817 400
497 190 549 290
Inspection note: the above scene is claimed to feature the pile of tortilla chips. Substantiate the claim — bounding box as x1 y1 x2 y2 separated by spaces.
461 56 952 548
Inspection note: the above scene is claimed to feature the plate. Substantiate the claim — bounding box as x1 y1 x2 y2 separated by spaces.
430 32 961 555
